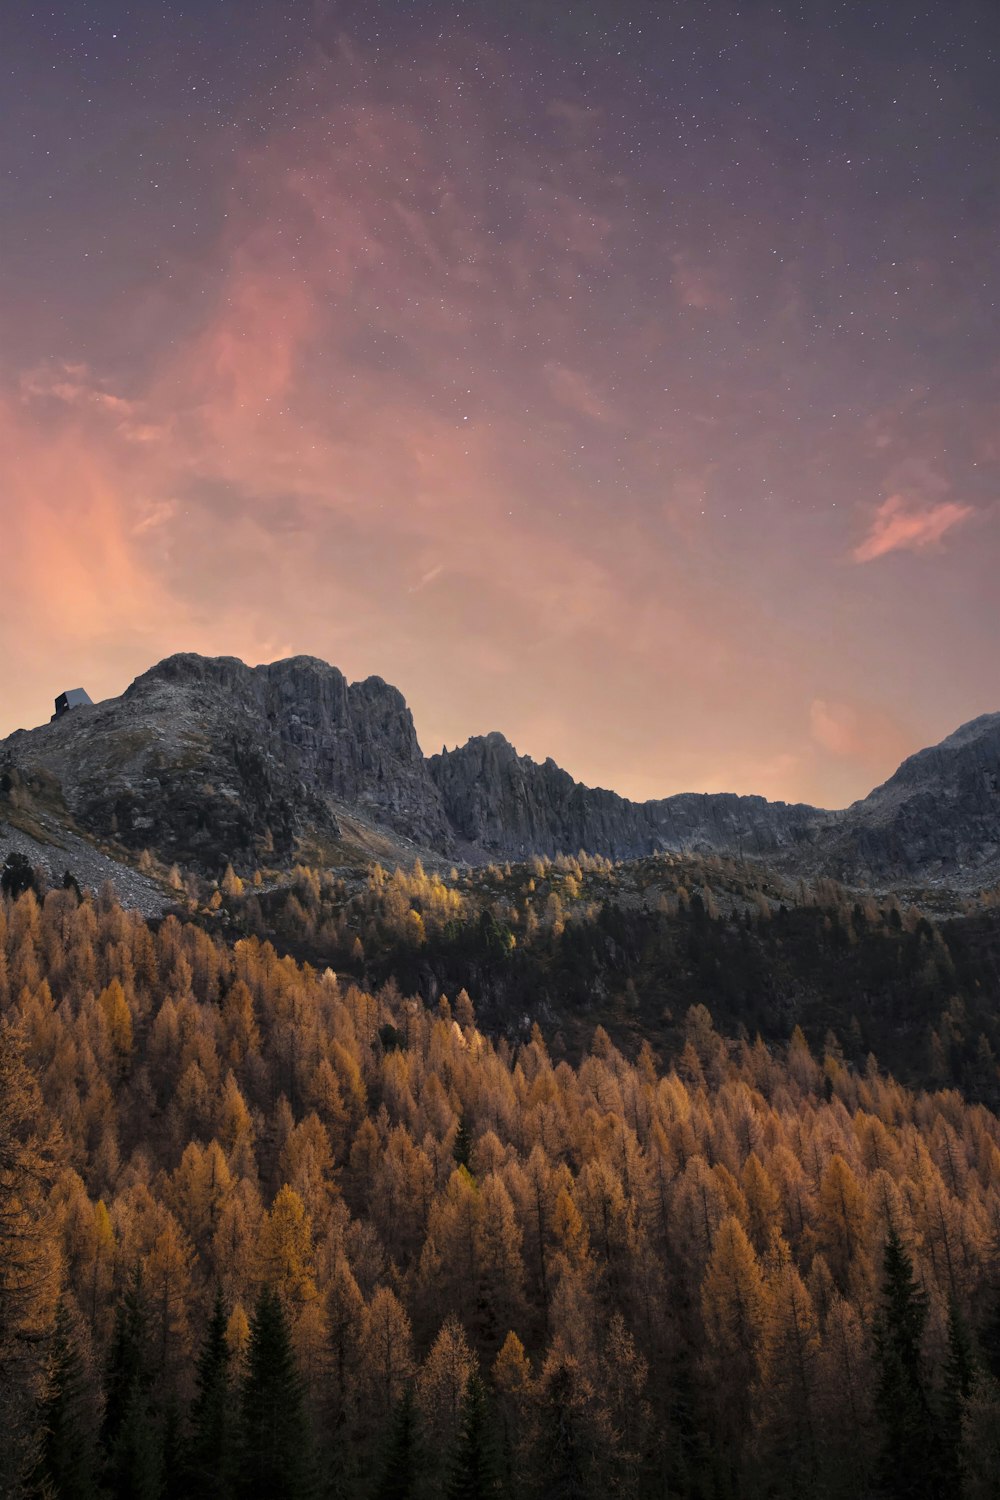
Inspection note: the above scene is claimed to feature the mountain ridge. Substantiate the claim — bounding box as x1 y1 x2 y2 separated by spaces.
2 651 998 888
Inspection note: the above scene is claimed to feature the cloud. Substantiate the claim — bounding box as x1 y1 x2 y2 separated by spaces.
7 27 995 810
852 493 973 562
809 698 911 772
670 252 730 313
543 362 613 422
20 361 166 444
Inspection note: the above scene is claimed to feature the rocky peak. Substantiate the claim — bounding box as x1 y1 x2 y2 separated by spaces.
806 711 1000 884
1 653 452 869
429 736 823 862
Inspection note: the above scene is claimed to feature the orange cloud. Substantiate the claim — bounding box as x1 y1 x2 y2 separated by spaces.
852 493 973 562
809 699 912 774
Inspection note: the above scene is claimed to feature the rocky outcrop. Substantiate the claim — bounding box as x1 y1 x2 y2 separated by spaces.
2 653 998 888
429 714 1000 885
1 654 452 868
428 732 822 862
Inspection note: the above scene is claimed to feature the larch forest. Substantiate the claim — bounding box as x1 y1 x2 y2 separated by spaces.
1 850 999 1499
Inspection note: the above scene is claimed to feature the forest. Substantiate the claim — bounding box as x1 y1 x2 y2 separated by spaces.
2 871 1000 1498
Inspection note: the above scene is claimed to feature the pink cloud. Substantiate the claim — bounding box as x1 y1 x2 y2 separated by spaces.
853 493 973 562
543 362 613 422
809 698 912 772
8 36 987 814
670 252 730 313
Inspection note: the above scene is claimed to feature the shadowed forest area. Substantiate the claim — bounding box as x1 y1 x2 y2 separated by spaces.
211 852 1000 1106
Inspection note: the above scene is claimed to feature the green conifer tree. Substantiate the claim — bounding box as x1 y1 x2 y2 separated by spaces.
980 1237 1000 1383
104 1264 152 1446
188 1289 235 1498
109 1377 165 1500
103 1262 164 1496
453 1116 472 1171
872 1227 939 1500
445 1373 502 1500
162 1394 186 1500
373 1384 424 1500
958 1371 1000 1500
238 1284 313 1499
941 1299 977 1493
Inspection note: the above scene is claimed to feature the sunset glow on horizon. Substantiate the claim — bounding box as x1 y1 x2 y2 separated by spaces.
2 1 997 810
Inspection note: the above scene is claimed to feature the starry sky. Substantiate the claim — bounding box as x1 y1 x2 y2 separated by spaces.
2 1 998 809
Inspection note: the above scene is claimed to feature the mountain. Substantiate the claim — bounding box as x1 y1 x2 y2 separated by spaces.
802 712 1000 886
1 654 452 868
1 651 998 888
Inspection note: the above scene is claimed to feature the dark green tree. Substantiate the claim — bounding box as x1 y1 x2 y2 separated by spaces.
33 1297 99 1498
958 1370 1000 1500
372 1384 424 1500
872 1227 939 1500
453 1115 472 1170
445 1373 502 1500
109 1378 164 1500
188 1289 235 1498
941 1299 977 1492
162 1395 186 1500
238 1285 313 1499
1 850 36 899
103 1262 164 1496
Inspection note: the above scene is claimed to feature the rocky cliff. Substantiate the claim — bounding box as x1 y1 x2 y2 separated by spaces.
1 654 452 867
428 732 822 862
2 653 998 888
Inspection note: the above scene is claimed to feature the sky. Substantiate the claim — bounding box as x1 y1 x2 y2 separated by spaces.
1 1 997 809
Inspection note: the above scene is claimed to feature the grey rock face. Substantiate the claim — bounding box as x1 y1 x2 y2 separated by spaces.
3 653 998 887
429 717 1000 885
428 733 822 862
1 654 452 868
801 713 1000 886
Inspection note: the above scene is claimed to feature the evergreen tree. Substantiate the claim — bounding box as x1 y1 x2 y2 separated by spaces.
110 1377 165 1500
373 1384 424 1500
33 1297 99 1499
958 1371 1000 1500
1 851 35 899
445 1373 502 1500
872 1227 939 1500
941 1299 977 1493
161 1395 186 1500
103 1262 165 1496
188 1289 235 1498
104 1264 154 1448
239 1284 313 1499
453 1116 472 1171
